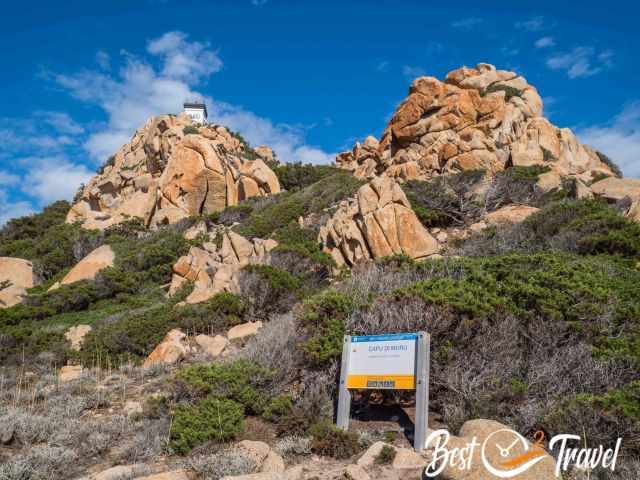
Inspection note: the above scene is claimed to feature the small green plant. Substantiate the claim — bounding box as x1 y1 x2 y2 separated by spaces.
174 360 274 415
483 83 522 100
183 125 200 135
375 444 397 465
541 146 557 162
262 394 294 422
309 421 362 459
384 430 398 443
299 290 357 366
595 151 623 178
170 397 244 454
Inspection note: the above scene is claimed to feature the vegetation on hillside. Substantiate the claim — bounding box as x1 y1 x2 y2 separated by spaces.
1 162 639 476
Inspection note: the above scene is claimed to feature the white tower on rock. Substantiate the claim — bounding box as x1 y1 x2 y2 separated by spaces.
183 101 208 124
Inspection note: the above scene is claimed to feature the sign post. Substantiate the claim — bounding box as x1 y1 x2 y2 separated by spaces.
336 331 430 451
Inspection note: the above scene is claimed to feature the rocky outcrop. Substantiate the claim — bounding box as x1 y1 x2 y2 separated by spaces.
337 63 615 184
59 365 83 382
227 321 263 342
319 176 440 267
65 324 92 351
195 334 228 357
67 114 280 230
142 329 191 368
49 245 115 291
429 419 557 480
590 177 640 222
0 257 35 308
170 231 277 304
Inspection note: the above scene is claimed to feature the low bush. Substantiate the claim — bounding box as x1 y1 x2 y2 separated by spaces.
188 449 257 480
596 150 623 178
170 397 244 454
309 421 362 459
174 359 274 415
271 162 340 191
78 292 245 363
238 265 301 320
375 445 397 465
183 125 199 135
460 199 640 260
402 170 486 228
299 290 358 367
0 201 103 280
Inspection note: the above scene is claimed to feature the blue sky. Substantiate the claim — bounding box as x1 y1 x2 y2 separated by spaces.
1 0 639 224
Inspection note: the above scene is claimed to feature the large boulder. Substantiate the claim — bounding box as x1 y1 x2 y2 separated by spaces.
336 63 615 184
67 114 281 230
319 176 440 267
427 419 556 480
590 177 640 223
142 329 191 368
49 245 115 291
169 231 277 304
0 257 35 308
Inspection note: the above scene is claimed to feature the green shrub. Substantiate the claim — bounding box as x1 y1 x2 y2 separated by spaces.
170 397 244 454
309 421 362 459
461 199 640 261
272 163 340 191
402 170 485 228
483 83 522 100
375 445 397 465
183 125 200 135
262 394 294 422
545 382 640 453
300 290 358 366
234 171 364 240
596 151 623 178
0 201 103 280
77 292 244 363
240 265 301 318
175 360 274 415
525 199 640 258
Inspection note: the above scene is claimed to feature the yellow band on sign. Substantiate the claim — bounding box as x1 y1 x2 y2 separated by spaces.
346 374 416 390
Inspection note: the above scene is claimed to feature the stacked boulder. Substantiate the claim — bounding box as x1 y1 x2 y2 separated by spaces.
67 114 280 230
319 176 440 267
0 257 36 308
170 230 278 304
337 63 615 184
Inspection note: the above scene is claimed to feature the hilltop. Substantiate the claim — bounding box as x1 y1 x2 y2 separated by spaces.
1 64 639 480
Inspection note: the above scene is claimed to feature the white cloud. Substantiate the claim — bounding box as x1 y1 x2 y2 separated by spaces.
376 61 389 72
576 102 640 178
0 171 20 186
36 111 84 135
54 36 209 162
402 65 426 78
96 50 111 70
54 31 335 165
546 46 613 79
516 16 545 32
0 189 34 226
535 36 555 48
210 101 335 164
451 17 483 29
147 31 222 82
21 156 93 205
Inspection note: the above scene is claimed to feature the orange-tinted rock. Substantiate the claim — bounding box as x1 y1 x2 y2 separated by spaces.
319 177 440 267
336 64 615 184
67 115 281 230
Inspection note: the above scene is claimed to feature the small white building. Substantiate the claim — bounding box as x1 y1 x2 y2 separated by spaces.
183 102 208 124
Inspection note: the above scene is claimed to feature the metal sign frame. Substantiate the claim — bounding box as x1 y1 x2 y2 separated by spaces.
337 331 430 451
